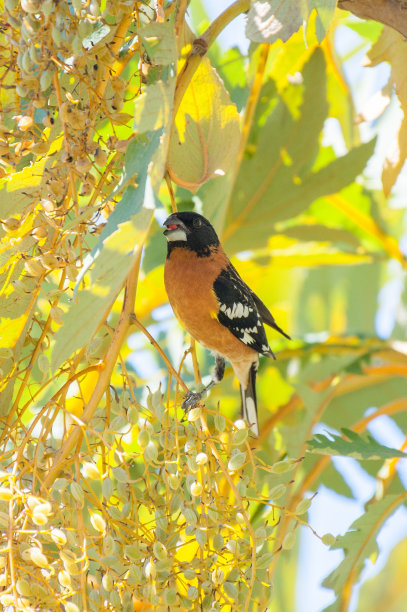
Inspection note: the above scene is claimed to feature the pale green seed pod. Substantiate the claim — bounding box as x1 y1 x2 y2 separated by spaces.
0 487 13 501
212 568 225 585
16 578 32 597
295 498 311 515
51 26 62 45
282 531 296 550
41 0 54 18
224 581 238 600
29 547 49 568
195 452 208 465
233 428 248 445
58 570 71 588
102 573 113 592
269 483 286 500
40 69 53 92
164 588 177 606
143 441 158 463
90 513 106 533
103 534 116 556
271 459 296 474
137 429 150 449
213 534 224 550
153 541 167 561
51 528 67 546
226 540 239 555
190 481 202 497
22 51 32 73
16 84 29 98
187 586 198 601
227 451 246 472
82 462 100 480
71 36 83 56
5 0 19 11
32 512 48 525
144 560 156 579
21 0 40 14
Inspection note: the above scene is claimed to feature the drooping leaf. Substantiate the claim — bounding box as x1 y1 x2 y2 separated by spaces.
323 494 407 602
75 130 162 291
356 537 407 612
214 48 376 254
367 27 407 195
52 131 163 372
51 203 153 372
307 428 407 460
167 58 240 192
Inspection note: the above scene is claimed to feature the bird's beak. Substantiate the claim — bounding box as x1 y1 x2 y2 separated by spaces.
163 214 188 242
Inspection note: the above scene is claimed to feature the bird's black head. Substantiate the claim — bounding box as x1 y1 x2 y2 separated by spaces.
163 212 220 257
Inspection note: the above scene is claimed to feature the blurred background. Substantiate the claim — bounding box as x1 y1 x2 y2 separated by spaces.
125 3 407 610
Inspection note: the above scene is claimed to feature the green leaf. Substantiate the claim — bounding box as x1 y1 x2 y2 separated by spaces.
307 428 407 460
134 81 175 133
323 494 407 599
139 22 177 66
246 1 303 44
281 224 361 248
217 48 375 254
52 132 163 372
246 0 336 44
167 58 240 192
309 0 337 43
51 205 153 372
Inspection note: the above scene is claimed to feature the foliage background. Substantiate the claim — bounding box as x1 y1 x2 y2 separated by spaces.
1 0 407 611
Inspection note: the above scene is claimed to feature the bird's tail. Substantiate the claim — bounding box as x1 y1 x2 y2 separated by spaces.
240 363 259 437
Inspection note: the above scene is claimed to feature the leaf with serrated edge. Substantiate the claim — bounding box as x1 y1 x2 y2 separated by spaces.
218 48 376 254
322 494 407 601
307 428 406 460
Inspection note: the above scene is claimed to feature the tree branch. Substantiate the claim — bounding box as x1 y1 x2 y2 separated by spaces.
338 0 407 38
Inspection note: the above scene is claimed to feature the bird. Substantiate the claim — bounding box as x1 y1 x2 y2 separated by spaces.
163 211 290 436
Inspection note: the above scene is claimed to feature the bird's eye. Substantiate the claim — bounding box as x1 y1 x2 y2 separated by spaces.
193 218 202 228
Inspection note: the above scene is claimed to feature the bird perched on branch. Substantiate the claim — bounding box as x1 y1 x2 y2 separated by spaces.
163 211 290 436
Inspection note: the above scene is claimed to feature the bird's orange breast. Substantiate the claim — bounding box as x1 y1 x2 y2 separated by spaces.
164 246 257 367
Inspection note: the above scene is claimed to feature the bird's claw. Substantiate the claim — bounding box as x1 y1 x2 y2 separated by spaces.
181 391 203 411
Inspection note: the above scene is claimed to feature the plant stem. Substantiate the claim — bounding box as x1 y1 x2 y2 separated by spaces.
173 0 250 116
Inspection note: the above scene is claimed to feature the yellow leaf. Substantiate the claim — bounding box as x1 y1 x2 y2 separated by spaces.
1 314 29 350
167 58 240 192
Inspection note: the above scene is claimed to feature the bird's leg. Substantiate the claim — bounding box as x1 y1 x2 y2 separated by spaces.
181 355 226 411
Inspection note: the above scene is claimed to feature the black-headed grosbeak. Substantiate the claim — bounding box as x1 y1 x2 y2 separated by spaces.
163 212 290 436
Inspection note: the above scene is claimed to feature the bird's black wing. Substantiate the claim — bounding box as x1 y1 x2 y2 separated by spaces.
250 291 291 340
213 264 275 357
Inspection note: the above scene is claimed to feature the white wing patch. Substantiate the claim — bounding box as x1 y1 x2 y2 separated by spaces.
241 331 255 344
220 302 251 320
